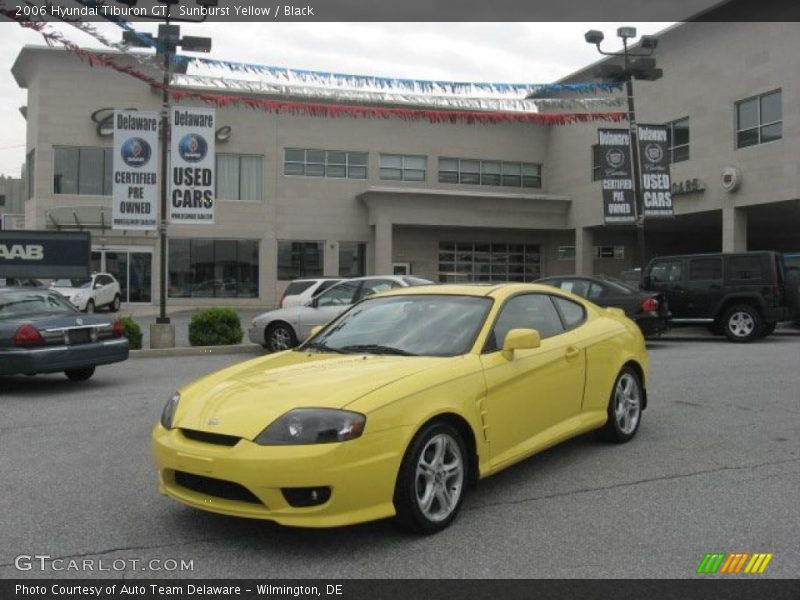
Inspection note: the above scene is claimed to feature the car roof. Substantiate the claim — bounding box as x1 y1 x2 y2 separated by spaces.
375 282 564 298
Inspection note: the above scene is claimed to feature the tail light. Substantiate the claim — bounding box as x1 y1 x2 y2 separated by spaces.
14 323 45 347
640 297 659 313
112 319 123 338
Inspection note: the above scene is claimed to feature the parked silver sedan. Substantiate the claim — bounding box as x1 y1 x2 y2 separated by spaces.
0 288 129 380
249 275 434 352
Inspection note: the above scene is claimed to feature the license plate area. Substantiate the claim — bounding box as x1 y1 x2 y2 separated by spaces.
68 328 92 345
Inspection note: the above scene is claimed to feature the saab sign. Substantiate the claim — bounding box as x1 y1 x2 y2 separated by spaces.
0 231 90 278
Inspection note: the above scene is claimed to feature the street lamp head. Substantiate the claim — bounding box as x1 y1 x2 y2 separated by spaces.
617 26 637 39
584 30 605 45
640 35 659 50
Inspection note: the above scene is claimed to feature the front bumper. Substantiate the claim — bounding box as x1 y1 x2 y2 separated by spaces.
151 423 411 527
247 323 264 345
633 313 670 337
0 338 129 376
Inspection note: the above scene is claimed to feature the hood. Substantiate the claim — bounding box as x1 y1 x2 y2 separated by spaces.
51 287 85 297
174 351 445 439
253 306 300 323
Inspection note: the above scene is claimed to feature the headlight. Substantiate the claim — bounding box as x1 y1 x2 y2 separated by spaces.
254 408 366 445
160 392 180 430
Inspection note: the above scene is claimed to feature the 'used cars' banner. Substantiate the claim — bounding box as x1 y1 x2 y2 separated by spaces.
112 110 159 230
638 124 674 218
169 107 215 224
598 128 636 225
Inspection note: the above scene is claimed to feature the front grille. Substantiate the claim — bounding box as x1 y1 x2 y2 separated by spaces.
173 471 262 505
180 429 241 447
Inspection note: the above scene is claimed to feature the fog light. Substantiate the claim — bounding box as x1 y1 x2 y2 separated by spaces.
281 486 331 507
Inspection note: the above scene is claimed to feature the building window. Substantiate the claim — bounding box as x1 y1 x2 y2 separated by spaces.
594 246 625 259
557 246 576 260
338 242 366 277
0 195 5 207
216 154 263 201
438 158 542 189
26 150 35 200
168 239 259 298
666 117 690 163
53 146 112 195
379 154 426 181
438 241 540 283
591 145 602 181
278 241 324 280
284 148 368 179
736 90 782 149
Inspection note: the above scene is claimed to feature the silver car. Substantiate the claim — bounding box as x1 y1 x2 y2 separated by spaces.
249 275 434 352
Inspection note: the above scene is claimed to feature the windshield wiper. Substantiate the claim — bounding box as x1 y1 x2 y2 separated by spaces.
303 342 347 354
339 344 417 356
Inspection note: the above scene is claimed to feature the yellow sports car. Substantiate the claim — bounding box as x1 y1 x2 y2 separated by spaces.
152 284 648 533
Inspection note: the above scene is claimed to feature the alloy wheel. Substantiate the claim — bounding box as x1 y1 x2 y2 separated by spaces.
614 372 641 435
414 433 464 523
727 311 755 338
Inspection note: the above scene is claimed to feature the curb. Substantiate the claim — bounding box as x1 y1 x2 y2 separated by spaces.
131 343 265 359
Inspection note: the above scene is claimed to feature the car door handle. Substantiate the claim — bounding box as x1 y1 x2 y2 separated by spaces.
565 346 580 359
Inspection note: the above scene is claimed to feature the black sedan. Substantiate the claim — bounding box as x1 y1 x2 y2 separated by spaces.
537 275 669 338
0 288 129 381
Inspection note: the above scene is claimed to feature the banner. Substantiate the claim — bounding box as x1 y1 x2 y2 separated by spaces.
598 128 636 224
112 110 158 230
638 124 674 218
169 107 215 224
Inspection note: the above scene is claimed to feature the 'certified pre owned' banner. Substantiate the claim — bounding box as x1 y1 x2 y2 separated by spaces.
638 124 674 218
170 107 215 224
598 128 636 225
113 110 158 230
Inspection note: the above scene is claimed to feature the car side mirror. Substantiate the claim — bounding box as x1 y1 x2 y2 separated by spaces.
308 297 320 308
309 325 323 338
502 328 541 361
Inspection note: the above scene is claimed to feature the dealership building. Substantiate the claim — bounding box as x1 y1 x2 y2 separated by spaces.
10 20 800 307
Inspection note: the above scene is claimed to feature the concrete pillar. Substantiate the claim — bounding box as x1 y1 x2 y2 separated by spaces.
575 227 594 275
324 240 339 277
373 217 393 275
722 205 748 252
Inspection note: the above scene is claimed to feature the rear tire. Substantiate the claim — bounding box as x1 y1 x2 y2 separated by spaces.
394 422 468 534
722 304 762 343
264 322 297 352
598 366 643 444
85 299 95 314
65 367 95 382
110 294 121 312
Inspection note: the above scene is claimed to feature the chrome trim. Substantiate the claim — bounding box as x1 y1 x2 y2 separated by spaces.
43 324 111 332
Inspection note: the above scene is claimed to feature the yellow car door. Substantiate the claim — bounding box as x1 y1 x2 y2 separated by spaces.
479 293 586 469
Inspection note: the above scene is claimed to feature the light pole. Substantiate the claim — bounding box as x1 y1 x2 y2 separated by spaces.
585 27 662 269
117 0 213 346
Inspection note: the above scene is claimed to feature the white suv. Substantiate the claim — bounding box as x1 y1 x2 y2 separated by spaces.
51 273 122 313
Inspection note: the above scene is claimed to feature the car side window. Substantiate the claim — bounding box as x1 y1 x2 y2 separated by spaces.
359 279 400 300
560 279 590 297
316 281 360 307
649 261 683 284
552 296 586 330
587 282 604 299
485 294 565 352
689 258 722 281
315 280 340 295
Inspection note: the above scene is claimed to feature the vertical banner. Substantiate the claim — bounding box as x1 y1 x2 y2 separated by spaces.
169 107 215 224
112 110 159 230
638 124 673 218
598 129 636 224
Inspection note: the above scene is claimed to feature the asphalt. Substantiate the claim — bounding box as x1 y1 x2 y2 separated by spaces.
0 326 797 579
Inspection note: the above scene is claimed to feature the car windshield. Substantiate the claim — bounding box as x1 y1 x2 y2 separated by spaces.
53 278 92 289
0 291 77 319
304 294 492 357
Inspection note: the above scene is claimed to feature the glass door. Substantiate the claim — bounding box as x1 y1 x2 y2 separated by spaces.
91 247 153 304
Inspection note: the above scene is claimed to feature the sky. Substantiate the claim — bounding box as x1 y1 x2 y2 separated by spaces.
0 21 673 177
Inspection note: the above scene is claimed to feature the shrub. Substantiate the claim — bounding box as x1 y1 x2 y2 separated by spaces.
120 316 142 350
188 308 243 346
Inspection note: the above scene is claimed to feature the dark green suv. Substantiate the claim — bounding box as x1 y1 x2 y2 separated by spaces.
641 251 800 342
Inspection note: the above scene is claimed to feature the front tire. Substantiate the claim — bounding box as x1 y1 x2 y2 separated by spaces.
264 322 297 352
722 304 762 343
65 367 95 382
85 299 95 314
394 422 468 534
598 366 643 443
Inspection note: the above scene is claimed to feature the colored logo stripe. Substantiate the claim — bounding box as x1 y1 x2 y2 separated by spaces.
697 552 773 574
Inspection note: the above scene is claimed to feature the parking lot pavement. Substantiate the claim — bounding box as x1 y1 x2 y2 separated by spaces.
0 328 798 579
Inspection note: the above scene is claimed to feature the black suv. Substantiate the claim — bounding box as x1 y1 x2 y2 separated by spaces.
641 251 800 342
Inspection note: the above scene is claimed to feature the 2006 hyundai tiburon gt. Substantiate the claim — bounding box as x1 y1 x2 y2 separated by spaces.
152 283 649 533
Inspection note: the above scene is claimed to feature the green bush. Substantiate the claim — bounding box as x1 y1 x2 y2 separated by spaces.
189 308 243 346
120 316 142 350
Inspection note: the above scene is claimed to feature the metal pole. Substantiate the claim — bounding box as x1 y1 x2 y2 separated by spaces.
156 9 171 325
623 38 647 269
